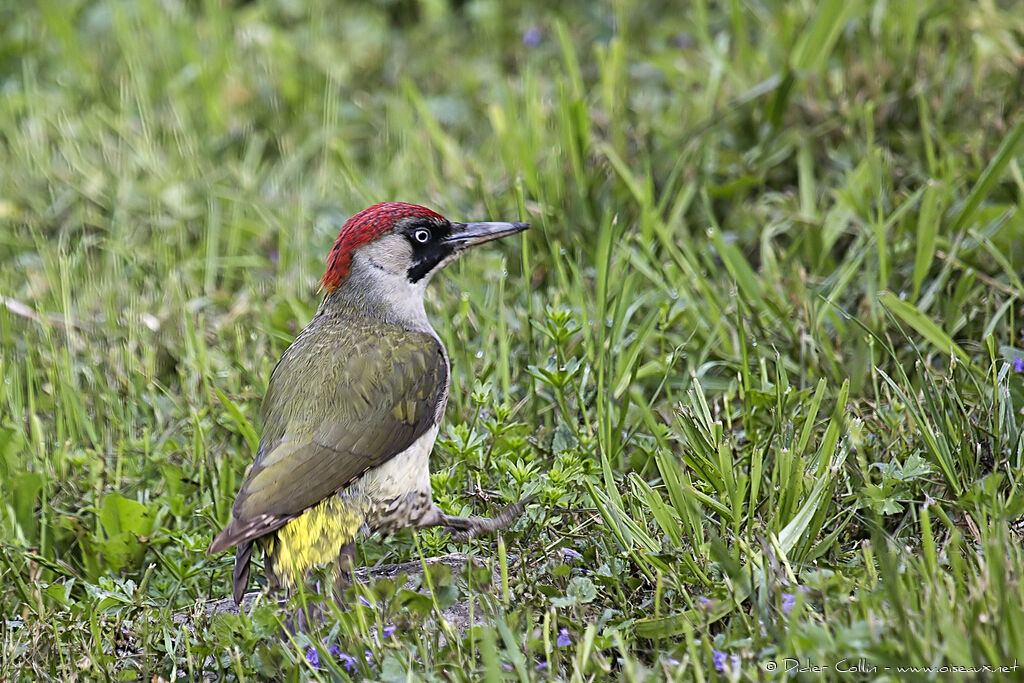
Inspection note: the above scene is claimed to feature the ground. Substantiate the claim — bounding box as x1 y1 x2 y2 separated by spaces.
2 0 1024 680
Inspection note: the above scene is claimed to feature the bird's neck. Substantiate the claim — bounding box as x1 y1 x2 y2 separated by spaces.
317 256 434 334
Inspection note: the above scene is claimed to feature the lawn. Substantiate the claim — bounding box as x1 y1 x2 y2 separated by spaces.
2 0 1024 679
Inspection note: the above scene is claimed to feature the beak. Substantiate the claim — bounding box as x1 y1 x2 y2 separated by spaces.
443 221 529 250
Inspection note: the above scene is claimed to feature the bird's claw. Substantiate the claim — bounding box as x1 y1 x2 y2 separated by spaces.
441 497 533 542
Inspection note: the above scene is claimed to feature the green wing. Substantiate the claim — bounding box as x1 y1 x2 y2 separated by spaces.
210 314 447 552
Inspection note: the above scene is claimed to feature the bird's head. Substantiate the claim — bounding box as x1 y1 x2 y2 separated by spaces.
320 202 529 294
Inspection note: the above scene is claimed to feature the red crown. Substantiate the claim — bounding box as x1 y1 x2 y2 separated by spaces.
320 202 445 292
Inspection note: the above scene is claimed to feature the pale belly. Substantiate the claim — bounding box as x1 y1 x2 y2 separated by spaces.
362 424 436 500
357 425 437 533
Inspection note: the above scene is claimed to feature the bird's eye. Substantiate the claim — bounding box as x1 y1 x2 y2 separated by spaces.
414 228 431 243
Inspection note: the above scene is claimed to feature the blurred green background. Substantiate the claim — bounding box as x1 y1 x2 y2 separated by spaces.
2 0 1024 679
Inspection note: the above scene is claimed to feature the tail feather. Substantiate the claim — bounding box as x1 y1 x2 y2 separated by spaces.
209 512 290 556
233 541 253 605
214 498 366 602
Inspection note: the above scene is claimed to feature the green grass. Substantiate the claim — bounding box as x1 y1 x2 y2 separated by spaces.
2 0 1024 679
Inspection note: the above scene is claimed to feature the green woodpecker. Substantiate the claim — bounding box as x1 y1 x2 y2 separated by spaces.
209 202 529 604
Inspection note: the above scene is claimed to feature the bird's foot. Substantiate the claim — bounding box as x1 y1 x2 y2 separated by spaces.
441 497 532 541
332 541 357 605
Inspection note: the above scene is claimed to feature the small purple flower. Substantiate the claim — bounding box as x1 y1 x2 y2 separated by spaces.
667 657 680 666
501 663 513 671
365 650 375 665
698 596 712 608
358 595 372 607
382 625 397 638
713 651 741 672
562 548 583 562
522 27 543 47
337 651 357 672
1014 356 1024 373
782 592 796 615
305 646 320 668
535 661 549 671
556 628 571 648
328 645 341 658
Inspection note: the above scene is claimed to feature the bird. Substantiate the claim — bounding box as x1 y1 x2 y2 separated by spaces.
208 201 530 607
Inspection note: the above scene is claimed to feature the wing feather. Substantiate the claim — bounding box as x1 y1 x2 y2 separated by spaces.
209 314 447 553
